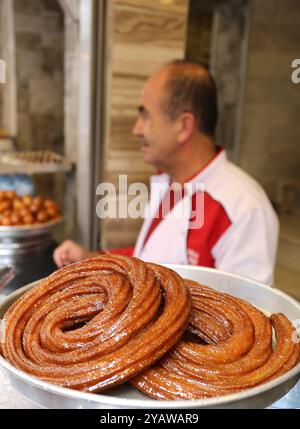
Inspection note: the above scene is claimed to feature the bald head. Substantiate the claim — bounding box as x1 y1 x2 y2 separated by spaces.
154 61 218 137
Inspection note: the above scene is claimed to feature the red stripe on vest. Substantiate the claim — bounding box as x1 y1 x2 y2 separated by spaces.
142 190 231 268
187 192 231 267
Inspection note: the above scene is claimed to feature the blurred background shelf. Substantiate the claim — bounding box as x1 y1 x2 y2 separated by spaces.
0 161 73 175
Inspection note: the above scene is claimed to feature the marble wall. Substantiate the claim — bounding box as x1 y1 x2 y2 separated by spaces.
11 0 65 209
185 0 212 67
63 0 79 165
0 0 79 241
210 0 249 162
13 0 64 154
0 2 3 129
0 2 4 129
185 0 300 209
100 0 189 249
0 0 18 136
239 0 300 204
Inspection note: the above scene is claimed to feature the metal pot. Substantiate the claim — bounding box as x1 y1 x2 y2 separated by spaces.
0 267 15 291
0 218 63 265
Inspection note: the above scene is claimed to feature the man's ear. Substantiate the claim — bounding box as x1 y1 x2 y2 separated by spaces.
177 112 196 144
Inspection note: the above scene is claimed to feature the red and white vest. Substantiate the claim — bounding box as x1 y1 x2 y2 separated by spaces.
133 150 279 285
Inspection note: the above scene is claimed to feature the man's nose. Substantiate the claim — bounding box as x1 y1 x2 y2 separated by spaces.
132 116 143 136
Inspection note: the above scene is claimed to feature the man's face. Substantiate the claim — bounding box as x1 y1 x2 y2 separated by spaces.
132 70 179 170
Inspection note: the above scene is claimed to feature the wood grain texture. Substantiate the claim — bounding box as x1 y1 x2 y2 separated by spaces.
100 0 188 249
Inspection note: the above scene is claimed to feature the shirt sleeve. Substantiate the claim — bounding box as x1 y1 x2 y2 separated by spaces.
211 207 279 285
105 247 135 257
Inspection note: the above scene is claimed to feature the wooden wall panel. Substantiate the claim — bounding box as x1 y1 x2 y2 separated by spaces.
100 0 189 249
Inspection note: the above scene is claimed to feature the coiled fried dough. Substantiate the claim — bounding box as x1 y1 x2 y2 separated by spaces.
131 281 300 400
1 255 190 392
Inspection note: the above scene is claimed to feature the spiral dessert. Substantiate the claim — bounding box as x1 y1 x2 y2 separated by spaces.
0 255 190 392
131 280 300 400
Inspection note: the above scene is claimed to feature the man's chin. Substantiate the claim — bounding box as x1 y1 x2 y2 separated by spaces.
143 157 154 164
140 152 154 165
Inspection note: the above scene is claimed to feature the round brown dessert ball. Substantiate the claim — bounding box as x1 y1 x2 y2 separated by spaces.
0 192 61 226
13 198 25 210
10 212 22 226
5 190 17 200
1 215 13 226
22 195 33 207
0 200 11 213
32 195 44 209
19 207 31 218
22 213 35 225
36 209 49 223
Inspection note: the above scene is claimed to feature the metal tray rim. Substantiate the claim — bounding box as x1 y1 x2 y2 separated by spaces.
0 353 300 409
166 263 300 308
0 216 63 233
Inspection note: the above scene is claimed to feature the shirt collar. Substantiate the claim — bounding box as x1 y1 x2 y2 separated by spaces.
151 147 227 188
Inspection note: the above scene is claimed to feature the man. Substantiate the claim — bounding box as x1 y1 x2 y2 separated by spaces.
54 61 279 284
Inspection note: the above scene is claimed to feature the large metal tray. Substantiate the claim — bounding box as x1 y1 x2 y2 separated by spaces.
0 265 299 409
0 217 63 239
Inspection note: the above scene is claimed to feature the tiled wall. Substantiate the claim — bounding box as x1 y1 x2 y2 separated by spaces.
100 0 189 249
239 0 300 204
